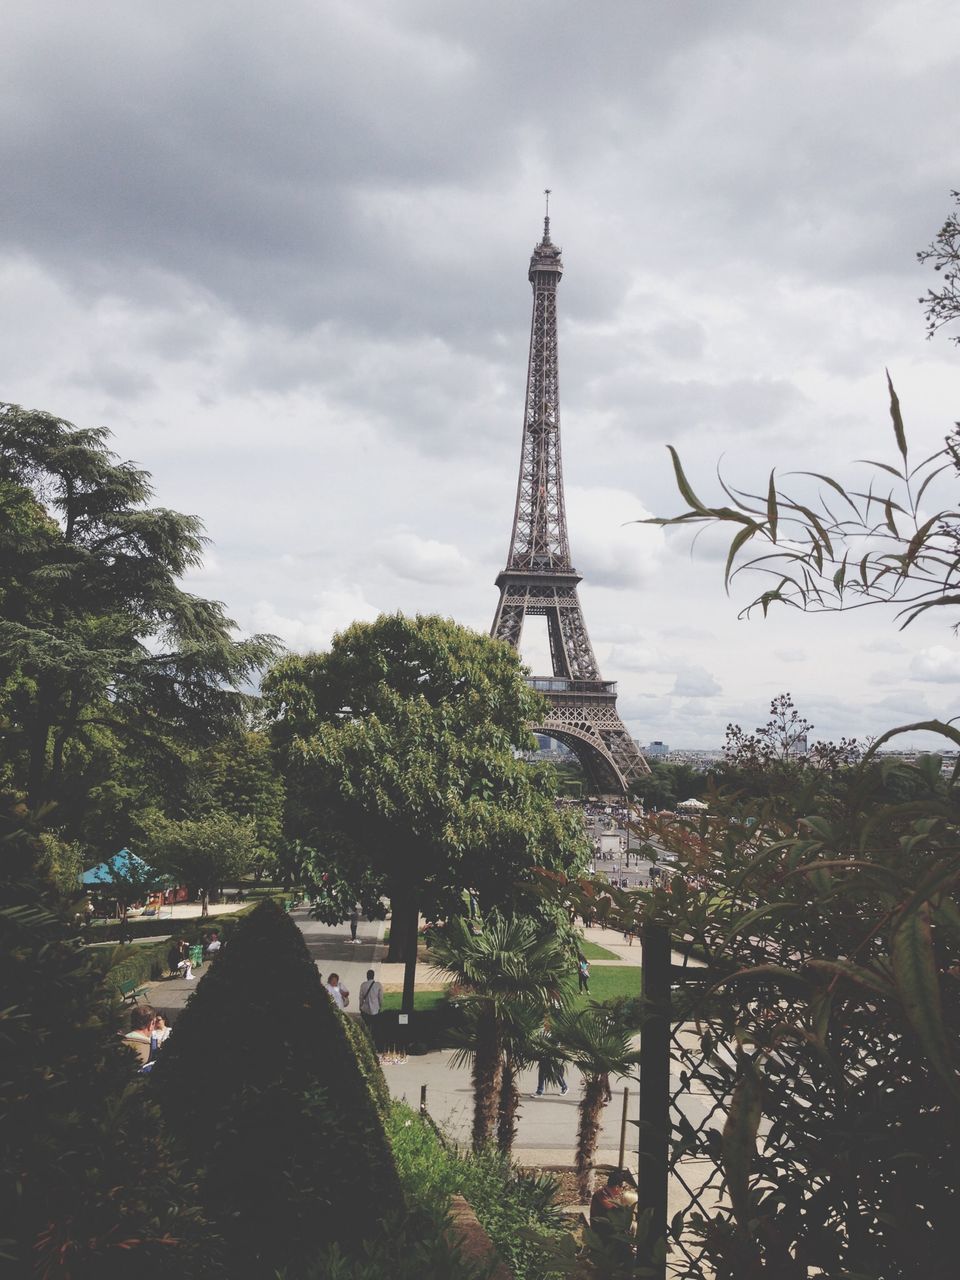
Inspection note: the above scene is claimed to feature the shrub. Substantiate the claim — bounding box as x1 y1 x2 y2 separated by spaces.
151 899 401 1274
387 1103 568 1280
0 818 222 1277
341 1014 392 1118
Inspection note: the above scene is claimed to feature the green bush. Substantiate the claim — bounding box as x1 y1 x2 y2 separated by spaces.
342 1015 392 1118
0 819 223 1277
151 899 401 1275
387 1103 568 1280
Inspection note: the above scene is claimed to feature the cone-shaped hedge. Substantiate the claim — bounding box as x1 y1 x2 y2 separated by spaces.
151 899 400 1274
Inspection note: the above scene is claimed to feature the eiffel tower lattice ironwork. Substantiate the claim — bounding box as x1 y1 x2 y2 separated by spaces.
491 200 649 795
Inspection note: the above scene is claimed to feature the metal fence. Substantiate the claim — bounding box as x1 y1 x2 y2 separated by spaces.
637 923 815 1280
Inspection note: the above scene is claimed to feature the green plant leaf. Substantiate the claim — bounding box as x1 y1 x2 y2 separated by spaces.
666 445 710 515
891 903 960 1100
721 1056 763 1227
805 959 895 999
766 471 778 543
886 369 908 463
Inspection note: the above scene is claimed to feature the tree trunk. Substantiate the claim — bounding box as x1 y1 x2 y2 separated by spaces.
386 887 418 964
575 1075 607 1201
472 1002 502 1151
201 890 209 918
496 1056 520 1155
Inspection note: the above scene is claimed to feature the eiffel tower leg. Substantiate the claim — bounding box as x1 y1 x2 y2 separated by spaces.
546 609 571 679
491 592 524 649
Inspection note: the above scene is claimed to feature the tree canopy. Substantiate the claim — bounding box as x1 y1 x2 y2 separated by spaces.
264 613 588 952
0 405 280 857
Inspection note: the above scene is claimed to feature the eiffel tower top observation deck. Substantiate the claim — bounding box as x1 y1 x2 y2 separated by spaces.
491 198 649 795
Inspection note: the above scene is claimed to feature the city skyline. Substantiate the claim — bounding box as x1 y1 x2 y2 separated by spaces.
2 2 959 748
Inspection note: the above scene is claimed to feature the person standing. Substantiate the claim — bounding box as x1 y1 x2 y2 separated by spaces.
358 968 383 1040
348 906 360 943
325 972 349 1010
577 954 590 993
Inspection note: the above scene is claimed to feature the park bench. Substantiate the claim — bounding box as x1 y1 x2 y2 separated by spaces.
116 978 149 1005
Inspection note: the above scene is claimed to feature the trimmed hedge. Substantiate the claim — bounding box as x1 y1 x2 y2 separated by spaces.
342 1015 392 1118
150 900 401 1274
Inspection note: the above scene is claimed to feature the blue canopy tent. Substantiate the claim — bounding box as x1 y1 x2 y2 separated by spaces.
81 848 163 887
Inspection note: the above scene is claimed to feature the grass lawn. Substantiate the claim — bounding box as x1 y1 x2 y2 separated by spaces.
578 939 620 961
382 988 449 1012
576 965 642 1006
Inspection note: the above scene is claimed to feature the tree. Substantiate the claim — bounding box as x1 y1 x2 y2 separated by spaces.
264 613 587 964
918 189 960 345
430 911 574 1150
0 405 280 846
141 811 257 915
553 1006 642 1201
191 728 285 880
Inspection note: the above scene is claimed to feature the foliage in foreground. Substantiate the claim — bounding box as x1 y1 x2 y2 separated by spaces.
0 814 221 1278
151 900 401 1275
387 1103 568 1280
614 323 960 1276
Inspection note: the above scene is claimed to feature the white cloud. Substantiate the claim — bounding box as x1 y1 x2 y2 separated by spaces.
566 486 665 588
672 667 723 698
251 584 380 653
376 532 472 585
910 646 960 683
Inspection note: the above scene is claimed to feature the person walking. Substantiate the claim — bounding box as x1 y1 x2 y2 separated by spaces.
324 972 349 1010
348 906 360 943
358 968 384 1041
577 954 590 993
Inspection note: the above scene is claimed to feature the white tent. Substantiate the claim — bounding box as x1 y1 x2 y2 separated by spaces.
676 797 709 812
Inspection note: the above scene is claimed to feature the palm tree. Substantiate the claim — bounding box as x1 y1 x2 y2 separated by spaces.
554 1006 642 1201
430 911 573 1150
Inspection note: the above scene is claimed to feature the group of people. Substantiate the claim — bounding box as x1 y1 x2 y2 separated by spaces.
167 930 222 981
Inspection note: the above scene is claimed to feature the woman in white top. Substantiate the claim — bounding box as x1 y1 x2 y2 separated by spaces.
324 972 349 1009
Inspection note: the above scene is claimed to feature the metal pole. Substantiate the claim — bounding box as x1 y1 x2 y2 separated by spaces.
618 1086 630 1169
638 922 671 1279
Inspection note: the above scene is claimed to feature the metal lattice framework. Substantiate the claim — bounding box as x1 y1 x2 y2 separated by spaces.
491 200 649 794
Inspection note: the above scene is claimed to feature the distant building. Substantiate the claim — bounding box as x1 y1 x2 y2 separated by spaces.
646 740 669 759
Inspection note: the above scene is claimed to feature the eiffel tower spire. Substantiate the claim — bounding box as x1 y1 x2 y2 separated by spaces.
491 202 649 795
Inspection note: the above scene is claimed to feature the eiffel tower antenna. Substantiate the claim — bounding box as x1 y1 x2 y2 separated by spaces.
491 206 649 795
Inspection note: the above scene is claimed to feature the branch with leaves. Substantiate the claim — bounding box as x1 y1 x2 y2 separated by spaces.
644 375 960 630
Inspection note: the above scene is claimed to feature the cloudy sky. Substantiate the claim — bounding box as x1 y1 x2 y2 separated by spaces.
4 0 960 749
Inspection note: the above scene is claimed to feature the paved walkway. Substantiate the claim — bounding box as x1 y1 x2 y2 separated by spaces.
143 909 660 1179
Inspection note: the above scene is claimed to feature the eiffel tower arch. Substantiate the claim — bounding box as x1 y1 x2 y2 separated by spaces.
491 199 649 796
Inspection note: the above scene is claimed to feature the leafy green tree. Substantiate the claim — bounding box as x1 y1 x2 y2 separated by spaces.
141 811 258 915
264 613 587 962
192 728 285 879
431 911 574 1150
0 405 280 846
553 1007 642 1201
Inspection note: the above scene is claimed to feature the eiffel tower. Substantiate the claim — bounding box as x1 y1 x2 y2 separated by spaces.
491 197 649 796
